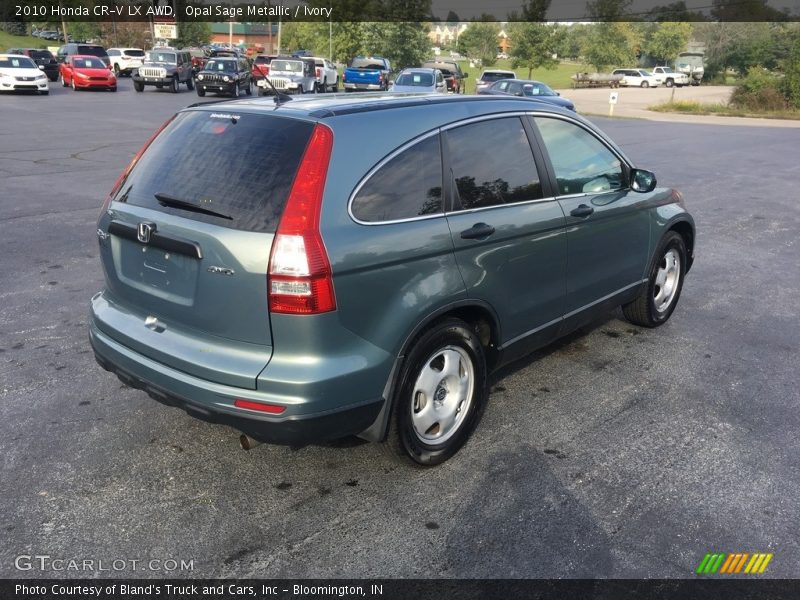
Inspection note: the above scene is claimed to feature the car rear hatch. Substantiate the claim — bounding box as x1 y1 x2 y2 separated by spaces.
95 109 316 389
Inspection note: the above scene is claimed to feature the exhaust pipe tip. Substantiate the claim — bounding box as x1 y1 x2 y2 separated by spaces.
239 433 262 451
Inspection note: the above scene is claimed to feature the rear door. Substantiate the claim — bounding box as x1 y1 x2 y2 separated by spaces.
443 115 567 356
96 110 315 387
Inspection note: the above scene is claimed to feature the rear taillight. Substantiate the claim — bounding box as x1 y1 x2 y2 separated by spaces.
103 115 175 213
268 124 336 315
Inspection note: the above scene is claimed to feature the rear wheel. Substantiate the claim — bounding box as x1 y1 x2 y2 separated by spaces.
114 64 120 76
245 80 252 95
386 319 487 466
623 231 687 327
641 81 649 88
665 78 674 88
186 76 194 90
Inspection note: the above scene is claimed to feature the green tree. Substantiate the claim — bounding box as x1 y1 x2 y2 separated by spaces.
363 22 430 70
457 22 500 66
643 22 692 65
281 22 327 54
557 24 590 61
781 36 800 108
647 1 707 21
508 22 565 78
581 22 639 72
175 22 211 48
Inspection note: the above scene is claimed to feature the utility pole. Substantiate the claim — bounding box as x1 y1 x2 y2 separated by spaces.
58 0 68 43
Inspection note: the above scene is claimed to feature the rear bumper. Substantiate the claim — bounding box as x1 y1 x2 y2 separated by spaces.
343 82 382 90
89 321 385 445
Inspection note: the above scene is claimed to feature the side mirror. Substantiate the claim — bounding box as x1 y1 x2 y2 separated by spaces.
39 65 45 70
630 168 657 193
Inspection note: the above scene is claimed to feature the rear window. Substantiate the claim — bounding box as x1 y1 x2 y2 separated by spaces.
350 58 385 69
113 111 314 233
124 49 145 57
254 56 272 64
29 50 53 60
78 45 108 58
481 72 514 82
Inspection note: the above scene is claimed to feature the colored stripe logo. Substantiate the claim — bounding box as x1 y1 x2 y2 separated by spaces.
696 552 773 574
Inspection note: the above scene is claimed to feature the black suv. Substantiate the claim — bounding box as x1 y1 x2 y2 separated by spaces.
195 57 252 97
56 43 110 67
7 48 59 81
133 49 193 93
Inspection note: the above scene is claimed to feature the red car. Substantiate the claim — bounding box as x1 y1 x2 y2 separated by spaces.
251 54 276 79
60 55 117 91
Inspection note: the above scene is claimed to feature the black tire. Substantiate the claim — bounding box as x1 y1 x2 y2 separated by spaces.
233 82 240 97
332 78 339 92
170 77 179 93
71 78 76 91
196 87 205 97
61 74 67 87
385 318 487 466
113 64 120 76
245 80 252 95
186 76 194 91
134 81 144 92
640 81 649 88
665 78 674 88
109 86 116 92
622 231 687 328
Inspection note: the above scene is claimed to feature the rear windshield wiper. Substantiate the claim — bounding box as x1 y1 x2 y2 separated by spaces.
154 192 232 220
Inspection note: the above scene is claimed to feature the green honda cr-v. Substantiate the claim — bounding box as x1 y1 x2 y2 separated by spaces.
90 94 695 466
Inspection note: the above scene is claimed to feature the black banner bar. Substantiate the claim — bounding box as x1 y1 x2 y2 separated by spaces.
3 579 800 600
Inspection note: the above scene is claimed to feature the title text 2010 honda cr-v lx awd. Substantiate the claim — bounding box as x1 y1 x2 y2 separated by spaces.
90 94 695 465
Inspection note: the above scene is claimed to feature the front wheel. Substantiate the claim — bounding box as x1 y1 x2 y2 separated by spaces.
623 231 687 327
61 74 67 87
170 77 179 93
641 81 649 88
196 87 205 97
386 319 487 466
134 81 144 92
71 78 76 91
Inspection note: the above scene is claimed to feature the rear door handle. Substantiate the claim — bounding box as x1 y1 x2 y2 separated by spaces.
460 223 495 240
570 204 595 218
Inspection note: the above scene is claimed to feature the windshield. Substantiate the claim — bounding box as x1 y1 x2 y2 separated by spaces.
74 57 106 69
0 56 37 69
482 72 513 82
396 72 433 86
523 82 556 97
659 67 674 73
270 60 302 72
205 60 236 72
149 52 176 63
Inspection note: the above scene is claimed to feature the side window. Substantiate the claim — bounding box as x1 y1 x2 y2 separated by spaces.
351 134 443 223
508 82 521 95
497 81 508 91
446 117 543 210
534 117 625 196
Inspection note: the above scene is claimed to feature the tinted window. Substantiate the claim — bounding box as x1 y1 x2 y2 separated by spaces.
29 50 53 60
350 58 385 69
534 117 624 195
352 135 443 222
114 112 314 233
446 117 542 210
124 49 145 57
78 45 108 58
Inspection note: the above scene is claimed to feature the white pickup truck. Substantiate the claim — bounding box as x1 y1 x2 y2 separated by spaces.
309 56 339 93
652 66 690 88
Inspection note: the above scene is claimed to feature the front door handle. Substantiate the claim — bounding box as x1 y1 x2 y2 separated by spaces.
460 223 496 240
570 204 595 218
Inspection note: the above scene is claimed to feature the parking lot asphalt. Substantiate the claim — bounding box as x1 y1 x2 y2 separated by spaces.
1 79 799 578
